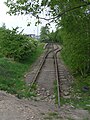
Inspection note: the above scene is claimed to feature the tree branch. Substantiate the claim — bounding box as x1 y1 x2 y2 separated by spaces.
57 2 90 17
38 2 90 21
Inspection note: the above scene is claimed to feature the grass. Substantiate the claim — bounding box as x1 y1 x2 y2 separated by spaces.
53 56 90 112
0 43 44 98
58 51 90 112
59 75 90 112
58 73 90 112
71 76 90 111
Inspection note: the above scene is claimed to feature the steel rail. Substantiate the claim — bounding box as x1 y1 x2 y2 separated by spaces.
31 49 50 85
53 45 61 108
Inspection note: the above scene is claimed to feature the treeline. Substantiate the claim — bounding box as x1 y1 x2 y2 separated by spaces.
59 5 90 76
40 26 62 44
0 26 38 61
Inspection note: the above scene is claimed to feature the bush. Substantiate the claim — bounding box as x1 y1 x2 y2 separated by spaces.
0 27 38 61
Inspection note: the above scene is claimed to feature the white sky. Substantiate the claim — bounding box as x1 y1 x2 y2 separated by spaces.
0 1 55 35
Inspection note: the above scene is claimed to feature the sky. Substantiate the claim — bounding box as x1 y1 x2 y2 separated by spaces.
0 1 55 35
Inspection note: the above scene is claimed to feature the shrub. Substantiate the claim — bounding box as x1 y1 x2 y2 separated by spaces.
0 27 38 61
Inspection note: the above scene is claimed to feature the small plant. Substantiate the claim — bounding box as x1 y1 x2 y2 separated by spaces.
48 112 58 117
67 118 73 120
44 112 60 120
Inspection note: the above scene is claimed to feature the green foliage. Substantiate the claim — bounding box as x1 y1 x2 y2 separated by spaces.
60 9 90 75
60 76 90 111
5 0 90 73
44 112 60 120
0 43 44 98
5 0 90 22
0 57 30 98
0 25 44 98
40 26 50 42
48 30 63 44
0 27 37 61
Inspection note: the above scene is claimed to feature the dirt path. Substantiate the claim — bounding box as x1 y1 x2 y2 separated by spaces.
0 90 90 120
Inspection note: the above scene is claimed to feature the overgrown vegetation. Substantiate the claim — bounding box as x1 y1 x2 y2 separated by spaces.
0 26 38 61
40 26 62 44
71 76 90 111
60 13 90 76
40 26 50 42
0 44 43 98
5 0 90 75
0 25 44 98
4 0 90 110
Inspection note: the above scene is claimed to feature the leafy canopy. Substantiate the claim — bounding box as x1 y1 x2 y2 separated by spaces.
5 0 90 25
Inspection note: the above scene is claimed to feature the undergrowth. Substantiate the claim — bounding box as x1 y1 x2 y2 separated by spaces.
70 76 90 111
55 75 90 111
0 43 44 98
53 53 90 112
59 52 90 112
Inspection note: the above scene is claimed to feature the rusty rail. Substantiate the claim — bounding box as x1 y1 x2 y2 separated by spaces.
30 43 55 86
53 45 61 107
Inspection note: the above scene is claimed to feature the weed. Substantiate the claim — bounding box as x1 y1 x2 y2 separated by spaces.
40 112 45 115
67 118 73 120
48 112 58 117
53 80 58 104
44 112 61 120
44 116 53 120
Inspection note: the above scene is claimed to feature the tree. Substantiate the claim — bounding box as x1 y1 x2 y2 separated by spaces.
49 30 62 44
40 26 50 42
60 7 90 75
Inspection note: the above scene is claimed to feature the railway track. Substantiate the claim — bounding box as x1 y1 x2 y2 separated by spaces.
30 43 61 107
53 45 61 107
